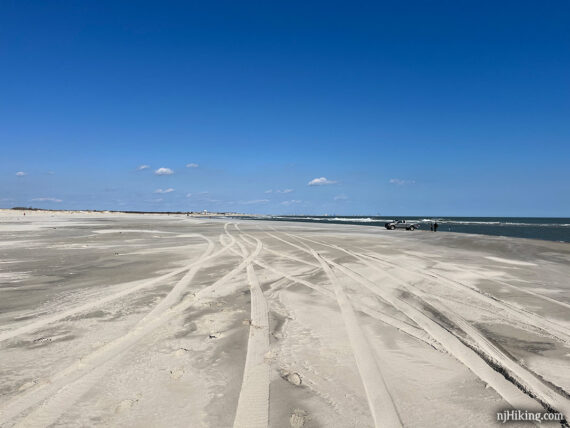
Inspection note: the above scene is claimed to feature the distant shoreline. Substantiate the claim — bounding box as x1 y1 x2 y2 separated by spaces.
3 208 258 217
3 209 569 243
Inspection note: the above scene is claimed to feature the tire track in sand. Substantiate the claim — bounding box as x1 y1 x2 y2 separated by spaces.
0 233 217 343
233 261 270 428
0 227 254 427
310 248 403 428
379 248 570 312
347 243 570 345
237 233 438 349
228 239 437 350
296 233 570 345
338 245 570 416
332 258 569 418
290 234 542 411
273 231 544 412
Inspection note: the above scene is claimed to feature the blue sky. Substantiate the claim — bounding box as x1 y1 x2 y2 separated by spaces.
1 1 569 216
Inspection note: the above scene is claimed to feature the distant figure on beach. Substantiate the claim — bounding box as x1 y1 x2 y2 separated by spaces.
430 223 433 232
434 222 439 232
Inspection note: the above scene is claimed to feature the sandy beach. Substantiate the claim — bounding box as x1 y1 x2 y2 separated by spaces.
0 210 569 427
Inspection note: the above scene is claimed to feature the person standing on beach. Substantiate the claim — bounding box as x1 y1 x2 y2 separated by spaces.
434 222 439 232
430 223 433 232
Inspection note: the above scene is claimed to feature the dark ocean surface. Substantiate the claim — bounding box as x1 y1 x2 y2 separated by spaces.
255 216 570 243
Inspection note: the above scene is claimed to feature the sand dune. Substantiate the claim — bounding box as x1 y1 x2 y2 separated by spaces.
0 211 569 427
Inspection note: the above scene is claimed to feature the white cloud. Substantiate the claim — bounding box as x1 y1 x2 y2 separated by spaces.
155 167 174 175
187 191 210 198
16 171 27 176
277 189 293 193
264 189 273 194
31 197 62 203
241 199 269 205
389 178 415 185
186 163 199 168
281 200 301 205
308 177 336 186
154 188 174 194
334 194 348 201
137 165 150 170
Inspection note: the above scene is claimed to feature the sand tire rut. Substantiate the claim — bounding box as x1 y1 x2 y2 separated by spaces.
273 232 547 414
0 228 248 426
0 234 216 343
311 249 403 428
233 263 270 428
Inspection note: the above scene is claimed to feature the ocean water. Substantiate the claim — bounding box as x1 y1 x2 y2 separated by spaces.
261 216 570 243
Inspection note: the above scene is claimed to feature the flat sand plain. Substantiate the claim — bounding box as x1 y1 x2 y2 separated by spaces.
0 210 569 427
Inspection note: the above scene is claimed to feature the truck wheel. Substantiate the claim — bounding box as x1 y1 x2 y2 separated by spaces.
409 226 415 231
389 225 395 230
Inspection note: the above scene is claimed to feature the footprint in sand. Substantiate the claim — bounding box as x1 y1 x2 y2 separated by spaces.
281 370 302 386
114 398 138 414
169 368 184 380
175 347 190 357
290 409 308 427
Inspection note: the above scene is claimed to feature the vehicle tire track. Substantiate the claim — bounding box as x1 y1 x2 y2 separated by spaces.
270 231 544 412
380 248 570 311
310 248 403 428
295 234 570 345
231 235 438 349
356 249 570 344
0 228 253 426
233 263 270 428
334 256 570 418
0 233 215 343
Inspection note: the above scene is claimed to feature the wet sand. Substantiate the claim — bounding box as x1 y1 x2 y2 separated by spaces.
0 210 569 427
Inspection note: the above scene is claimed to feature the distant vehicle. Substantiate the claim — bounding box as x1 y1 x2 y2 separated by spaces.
384 220 420 231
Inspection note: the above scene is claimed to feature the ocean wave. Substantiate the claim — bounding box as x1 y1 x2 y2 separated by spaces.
438 221 570 227
327 217 376 222
269 216 570 228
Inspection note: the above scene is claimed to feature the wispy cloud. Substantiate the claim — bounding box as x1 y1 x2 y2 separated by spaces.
281 199 301 205
240 199 269 205
186 163 199 168
154 188 174 194
155 167 174 175
137 165 150 170
16 171 27 176
308 177 336 186
334 194 348 201
31 197 62 203
389 178 415 185
266 188 294 194
187 191 210 198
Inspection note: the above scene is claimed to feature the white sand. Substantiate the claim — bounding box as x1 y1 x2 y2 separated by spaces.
0 210 569 427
